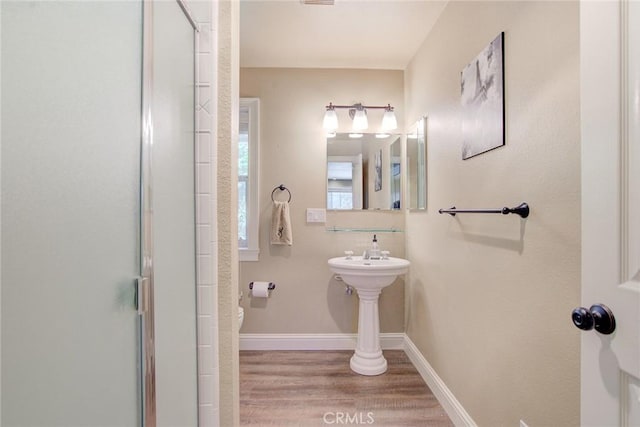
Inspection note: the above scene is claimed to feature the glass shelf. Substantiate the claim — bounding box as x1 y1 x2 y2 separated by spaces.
325 227 404 233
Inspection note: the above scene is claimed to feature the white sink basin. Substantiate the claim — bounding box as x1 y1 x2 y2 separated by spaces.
328 256 409 290
327 255 410 376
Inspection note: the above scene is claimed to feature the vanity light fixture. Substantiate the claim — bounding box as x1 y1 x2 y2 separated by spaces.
323 102 397 132
381 108 398 130
323 106 339 130
351 106 368 131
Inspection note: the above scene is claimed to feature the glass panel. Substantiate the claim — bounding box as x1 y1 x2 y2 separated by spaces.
238 99 260 260
407 117 427 210
390 139 401 209
152 1 198 425
327 161 354 210
238 180 248 248
238 130 249 176
1 1 142 425
238 125 249 247
326 134 400 210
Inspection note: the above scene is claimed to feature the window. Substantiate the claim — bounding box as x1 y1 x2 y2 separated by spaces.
327 155 363 209
327 161 354 210
239 98 260 261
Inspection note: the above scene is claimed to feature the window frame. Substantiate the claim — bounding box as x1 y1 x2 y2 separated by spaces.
239 98 260 261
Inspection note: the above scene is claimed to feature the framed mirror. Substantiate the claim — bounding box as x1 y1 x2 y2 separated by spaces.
406 117 427 210
327 133 401 210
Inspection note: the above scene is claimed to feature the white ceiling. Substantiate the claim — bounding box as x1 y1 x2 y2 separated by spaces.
239 0 448 70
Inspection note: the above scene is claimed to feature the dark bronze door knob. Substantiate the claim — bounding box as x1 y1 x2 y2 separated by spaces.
571 304 616 335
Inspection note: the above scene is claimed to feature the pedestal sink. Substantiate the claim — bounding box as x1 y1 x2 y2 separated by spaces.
328 256 410 375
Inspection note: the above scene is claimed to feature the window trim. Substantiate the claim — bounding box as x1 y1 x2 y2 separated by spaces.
239 98 260 261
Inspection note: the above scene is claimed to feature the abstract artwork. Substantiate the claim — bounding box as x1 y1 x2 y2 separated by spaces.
461 32 505 160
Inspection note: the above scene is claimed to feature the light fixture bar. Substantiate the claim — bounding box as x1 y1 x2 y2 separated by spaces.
325 102 393 111
301 0 334 5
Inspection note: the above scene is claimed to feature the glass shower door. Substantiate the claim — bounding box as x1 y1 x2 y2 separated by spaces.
2 1 143 425
2 2 199 424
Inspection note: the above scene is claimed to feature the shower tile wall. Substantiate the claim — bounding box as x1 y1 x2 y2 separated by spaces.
188 1 219 426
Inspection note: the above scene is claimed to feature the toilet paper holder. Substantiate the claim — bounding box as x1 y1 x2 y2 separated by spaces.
249 282 276 291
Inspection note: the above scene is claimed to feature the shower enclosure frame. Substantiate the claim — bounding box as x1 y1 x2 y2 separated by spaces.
140 1 201 426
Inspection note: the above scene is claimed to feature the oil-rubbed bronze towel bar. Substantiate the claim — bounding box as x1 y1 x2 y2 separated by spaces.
438 202 529 218
271 184 292 203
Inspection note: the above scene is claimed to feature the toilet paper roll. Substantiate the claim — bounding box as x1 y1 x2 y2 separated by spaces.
251 281 271 298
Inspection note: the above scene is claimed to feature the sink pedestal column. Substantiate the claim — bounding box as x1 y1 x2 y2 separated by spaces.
350 287 387 376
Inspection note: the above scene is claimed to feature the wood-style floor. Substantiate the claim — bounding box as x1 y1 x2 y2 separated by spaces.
240 350 454 426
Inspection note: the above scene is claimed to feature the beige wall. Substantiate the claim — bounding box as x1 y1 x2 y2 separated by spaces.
404 2 580 426
239 68 406 334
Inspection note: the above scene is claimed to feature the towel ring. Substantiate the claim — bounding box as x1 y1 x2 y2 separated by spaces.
271 184 292 203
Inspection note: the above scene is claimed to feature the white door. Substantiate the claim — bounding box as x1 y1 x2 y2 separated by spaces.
580 0 640 425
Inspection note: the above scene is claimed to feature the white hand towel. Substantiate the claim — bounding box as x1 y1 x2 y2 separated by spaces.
271 201 293 245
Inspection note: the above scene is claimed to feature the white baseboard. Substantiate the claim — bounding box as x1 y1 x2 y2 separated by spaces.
239 333 405 351
403 335 477 427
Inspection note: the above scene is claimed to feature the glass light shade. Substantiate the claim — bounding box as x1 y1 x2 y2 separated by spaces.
352 109 368 131
381 109 398 131
323 109 338 130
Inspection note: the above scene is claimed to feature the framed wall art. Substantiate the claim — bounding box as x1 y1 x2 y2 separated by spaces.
374 148 382 192
461 32 505 160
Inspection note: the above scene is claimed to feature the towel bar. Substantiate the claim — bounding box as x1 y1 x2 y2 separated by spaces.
438 202 529 218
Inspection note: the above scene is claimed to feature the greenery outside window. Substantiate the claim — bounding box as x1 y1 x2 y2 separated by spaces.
239 98 260 261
